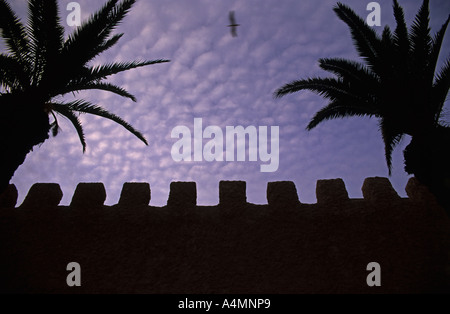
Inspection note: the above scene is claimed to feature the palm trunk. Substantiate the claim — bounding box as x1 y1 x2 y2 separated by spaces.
403 126 450 214
0 96 50 194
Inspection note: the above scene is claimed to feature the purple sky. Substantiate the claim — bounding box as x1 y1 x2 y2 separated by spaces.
4 0 450 206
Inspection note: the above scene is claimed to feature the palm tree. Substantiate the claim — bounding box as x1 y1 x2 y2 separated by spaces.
275 0 450 213
0 0 169 193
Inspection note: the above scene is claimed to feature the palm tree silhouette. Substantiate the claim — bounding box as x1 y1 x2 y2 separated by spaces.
0 0 169 193
275 0 450 213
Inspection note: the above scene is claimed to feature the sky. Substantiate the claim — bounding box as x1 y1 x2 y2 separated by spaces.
3 0 450 206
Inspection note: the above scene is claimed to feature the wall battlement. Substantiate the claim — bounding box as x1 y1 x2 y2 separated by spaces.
0 177 449 294
0 176 442 209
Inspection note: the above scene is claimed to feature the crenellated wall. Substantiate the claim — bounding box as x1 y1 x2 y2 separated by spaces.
0 177 449 293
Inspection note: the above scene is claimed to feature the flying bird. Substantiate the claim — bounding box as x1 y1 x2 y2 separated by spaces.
228 10 240 37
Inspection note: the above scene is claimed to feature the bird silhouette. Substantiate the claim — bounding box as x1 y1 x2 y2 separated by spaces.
228 11 240 37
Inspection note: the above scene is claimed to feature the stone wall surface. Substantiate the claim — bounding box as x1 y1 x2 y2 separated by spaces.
0 177 449 293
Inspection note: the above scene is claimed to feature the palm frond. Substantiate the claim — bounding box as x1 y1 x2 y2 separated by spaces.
379 118 404 174
381 25 392 45
318 58 379 84
56 82 137 101
306 100 379 130
379 25 399 73
432 58 450 123
392 0 410 58
50 102 87 152
333 2 382 72
74 59 169 83
62 0 135 68
62 0 118 53
274 77 365 103
380 23 406 81
0 0 30 70
27 0 65 86
49 109 60 137
410 0 432 73
54 100 148 146
88 33 124 60
428 15 450 82
0 53 27 90
50 121 60 137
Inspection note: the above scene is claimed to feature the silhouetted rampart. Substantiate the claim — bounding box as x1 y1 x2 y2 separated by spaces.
0 177 449 293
